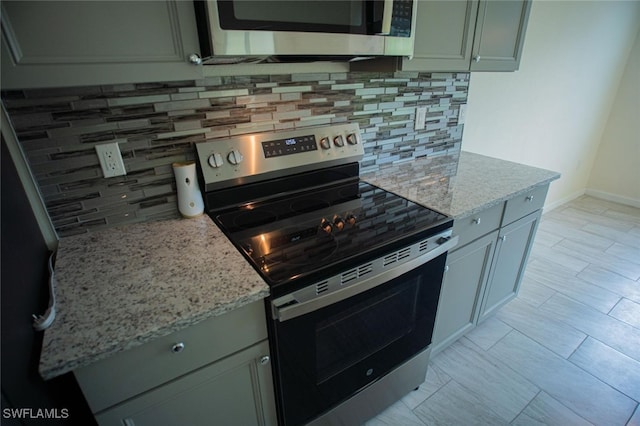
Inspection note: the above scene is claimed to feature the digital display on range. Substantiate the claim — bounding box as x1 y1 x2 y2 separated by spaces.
262 135 317 158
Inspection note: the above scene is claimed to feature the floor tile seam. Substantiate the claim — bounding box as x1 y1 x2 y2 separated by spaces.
523 271 618 314
538 294 640 363
433 374 520 424
394 399 429 426
507 389 542 425
459 333 543 411
576 269 637 302
528 249 590 275
566 339 640 406
496 330 638 425
495 308 588 360
539 219 618 250
624 403 640 426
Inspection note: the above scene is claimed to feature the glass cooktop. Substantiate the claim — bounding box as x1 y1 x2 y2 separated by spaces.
212 180 452 291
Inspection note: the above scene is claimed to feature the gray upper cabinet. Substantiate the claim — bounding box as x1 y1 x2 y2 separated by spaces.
0 1 203 89
403 0 479 72
403 0 531 72
470 0 531 71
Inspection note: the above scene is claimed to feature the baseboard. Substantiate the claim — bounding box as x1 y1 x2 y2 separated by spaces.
585 188 640 208
542 189 585 214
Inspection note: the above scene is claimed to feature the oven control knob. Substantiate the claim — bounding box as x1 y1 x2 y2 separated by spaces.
333 216 345 231
333 135 345 147
437 236 451 245
227 149 244 165
345 214 356 226
208 153 224 168
320 219 333 234
346 133 359 145
320 137 331 150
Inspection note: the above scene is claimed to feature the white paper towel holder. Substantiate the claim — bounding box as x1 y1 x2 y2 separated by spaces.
172 162 204 218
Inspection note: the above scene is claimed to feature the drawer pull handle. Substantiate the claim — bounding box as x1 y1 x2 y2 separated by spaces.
472 218 481 225
259 355 270 365
526 195 534 202
172 342 185 353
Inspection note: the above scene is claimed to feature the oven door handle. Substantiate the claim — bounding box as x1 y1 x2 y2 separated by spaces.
272 235 459 322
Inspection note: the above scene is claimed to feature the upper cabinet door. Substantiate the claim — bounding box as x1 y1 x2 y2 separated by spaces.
403 0 479 72
1 1 203 89
470 0 531 71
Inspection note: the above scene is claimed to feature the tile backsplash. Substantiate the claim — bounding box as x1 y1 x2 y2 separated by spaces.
2 71 468 237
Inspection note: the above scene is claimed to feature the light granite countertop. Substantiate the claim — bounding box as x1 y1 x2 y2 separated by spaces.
40 215 269 380
362 151 561 219
41 151 559 381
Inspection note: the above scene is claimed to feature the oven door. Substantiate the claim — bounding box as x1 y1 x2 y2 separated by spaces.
269 251 447 426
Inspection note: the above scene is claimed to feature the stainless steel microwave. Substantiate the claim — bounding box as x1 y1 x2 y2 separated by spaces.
194 0 417 59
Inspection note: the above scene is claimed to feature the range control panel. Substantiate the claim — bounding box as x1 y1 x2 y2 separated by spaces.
196 123 364 192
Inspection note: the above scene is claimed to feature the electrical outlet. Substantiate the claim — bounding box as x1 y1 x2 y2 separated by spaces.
95 142 126 178
458 104 468 125
415 106 427 130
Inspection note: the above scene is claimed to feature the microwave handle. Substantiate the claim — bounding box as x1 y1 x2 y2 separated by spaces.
380 0 394 34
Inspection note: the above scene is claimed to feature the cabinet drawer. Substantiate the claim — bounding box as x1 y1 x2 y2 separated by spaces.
502 184 548 225
95 340 275 426
75 300 268 413
453 202 504 248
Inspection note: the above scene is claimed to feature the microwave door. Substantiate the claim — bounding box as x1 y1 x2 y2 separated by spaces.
216 1 369 35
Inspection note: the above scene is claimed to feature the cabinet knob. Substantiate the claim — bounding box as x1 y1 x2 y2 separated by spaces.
526 195 534 202
188 53 202 65
444 265 449 272
499 235 507 242
259 355 270 365
473 55 481 63
171 342 185 353
472 217 481 225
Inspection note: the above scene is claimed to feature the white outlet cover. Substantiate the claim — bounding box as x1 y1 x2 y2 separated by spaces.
415 106 427 130
95 142 126 178
459 104 468 125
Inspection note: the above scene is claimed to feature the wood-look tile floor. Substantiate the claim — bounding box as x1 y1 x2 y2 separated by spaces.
366 196 640 426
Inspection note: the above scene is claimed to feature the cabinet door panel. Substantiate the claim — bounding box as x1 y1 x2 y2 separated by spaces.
403 0 478 72
479 210 540 320
95 340 276 426
470 0 531 71
432 231 498 355
1 1 202 88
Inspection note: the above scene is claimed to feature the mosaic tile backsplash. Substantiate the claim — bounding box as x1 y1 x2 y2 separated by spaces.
2 71 468 237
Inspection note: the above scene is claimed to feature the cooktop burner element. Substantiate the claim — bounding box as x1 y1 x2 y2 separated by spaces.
214 181 451 292
195 123 452 296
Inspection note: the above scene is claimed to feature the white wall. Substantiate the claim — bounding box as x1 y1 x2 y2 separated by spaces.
462 0 640 209
587 29 640 207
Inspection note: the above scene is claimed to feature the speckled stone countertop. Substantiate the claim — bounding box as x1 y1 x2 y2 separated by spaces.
40 215 269 380
41 151 559 380
362 151 561 218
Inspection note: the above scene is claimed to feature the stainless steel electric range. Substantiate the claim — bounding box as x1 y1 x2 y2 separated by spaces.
195 123 457 426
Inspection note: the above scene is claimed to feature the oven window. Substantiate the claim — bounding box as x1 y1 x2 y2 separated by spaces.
315 277 419 384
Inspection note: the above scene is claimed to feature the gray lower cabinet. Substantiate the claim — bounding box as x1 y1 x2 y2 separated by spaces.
432 184 548 354
432 230 498 354
402 0 531 72
74 300 276 426
0 0 203 89
95 340 276 426
478 210 541 321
